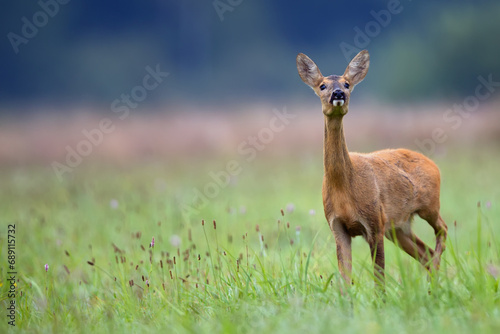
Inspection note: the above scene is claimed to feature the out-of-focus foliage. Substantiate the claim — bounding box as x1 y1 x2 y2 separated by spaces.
1 0 499 108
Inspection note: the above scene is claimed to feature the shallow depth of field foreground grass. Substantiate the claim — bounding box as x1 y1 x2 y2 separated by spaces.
1 147 500 333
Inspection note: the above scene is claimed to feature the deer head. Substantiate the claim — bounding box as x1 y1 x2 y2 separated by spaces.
296 50 370 117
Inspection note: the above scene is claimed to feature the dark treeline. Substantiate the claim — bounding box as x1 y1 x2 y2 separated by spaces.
1 0 499 110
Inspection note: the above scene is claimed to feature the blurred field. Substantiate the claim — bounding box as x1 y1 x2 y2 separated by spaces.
1 103 500 333
1 101 500 165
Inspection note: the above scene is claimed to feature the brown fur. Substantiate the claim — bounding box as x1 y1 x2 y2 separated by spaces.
297 50 448 289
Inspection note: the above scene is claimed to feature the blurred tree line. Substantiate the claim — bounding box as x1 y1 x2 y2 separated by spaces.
0 0 499 110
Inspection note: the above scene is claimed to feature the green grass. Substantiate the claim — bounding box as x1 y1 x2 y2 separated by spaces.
1 148 499 333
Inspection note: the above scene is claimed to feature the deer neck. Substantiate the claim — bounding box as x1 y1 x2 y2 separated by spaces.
323 115 354 189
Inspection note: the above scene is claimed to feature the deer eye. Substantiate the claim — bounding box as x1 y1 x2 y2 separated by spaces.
344 82 350 89
320 84 326 90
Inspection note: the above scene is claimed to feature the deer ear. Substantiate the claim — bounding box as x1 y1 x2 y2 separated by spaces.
343 50 370 88
297 53 323 88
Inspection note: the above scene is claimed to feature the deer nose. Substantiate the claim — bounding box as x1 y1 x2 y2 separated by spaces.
330 89 345 104
333 89 345 99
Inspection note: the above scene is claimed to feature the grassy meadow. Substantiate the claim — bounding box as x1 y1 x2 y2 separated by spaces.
0 110 500 333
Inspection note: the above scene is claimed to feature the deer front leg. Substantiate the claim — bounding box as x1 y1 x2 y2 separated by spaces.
331 218 352 286
369 231 385 290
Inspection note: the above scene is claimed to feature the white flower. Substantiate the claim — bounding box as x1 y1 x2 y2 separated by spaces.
170 235 181 248
286 203 295 213
309 209 316 216
487 264 499 279
110 199 119 209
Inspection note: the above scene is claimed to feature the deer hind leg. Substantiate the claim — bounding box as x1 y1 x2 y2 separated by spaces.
386 227 435 271
418 210 448 270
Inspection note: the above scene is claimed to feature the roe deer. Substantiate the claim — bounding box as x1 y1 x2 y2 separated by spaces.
296 50 447 289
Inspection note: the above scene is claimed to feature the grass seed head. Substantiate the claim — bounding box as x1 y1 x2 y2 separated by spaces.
63 265 70 274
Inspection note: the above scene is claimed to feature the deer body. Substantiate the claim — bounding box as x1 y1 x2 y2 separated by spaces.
297 50 447 288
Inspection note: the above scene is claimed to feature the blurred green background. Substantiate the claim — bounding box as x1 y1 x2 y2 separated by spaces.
2 0 500 107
